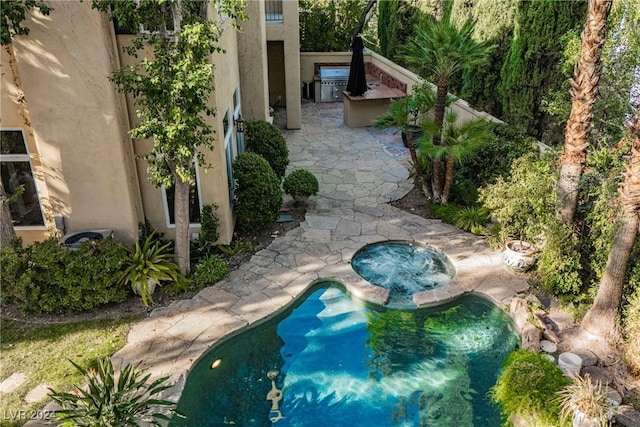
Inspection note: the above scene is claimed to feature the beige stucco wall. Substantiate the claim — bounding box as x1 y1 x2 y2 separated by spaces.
237 0 270 122
266 0 301 129
2 2 142 244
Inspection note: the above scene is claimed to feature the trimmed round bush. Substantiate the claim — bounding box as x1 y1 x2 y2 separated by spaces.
233 152 283 232
283 169 319 200
491 349 570 426
245 120 289 179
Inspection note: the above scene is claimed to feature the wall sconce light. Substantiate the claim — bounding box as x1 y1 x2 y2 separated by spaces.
234 115 244 133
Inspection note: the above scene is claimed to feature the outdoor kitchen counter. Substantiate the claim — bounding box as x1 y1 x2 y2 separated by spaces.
343 75 405 128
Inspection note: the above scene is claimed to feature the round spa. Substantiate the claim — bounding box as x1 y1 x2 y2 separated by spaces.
350 241 455 309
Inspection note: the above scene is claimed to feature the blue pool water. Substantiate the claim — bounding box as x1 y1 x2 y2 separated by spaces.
351 241 455 309
171 283 518 426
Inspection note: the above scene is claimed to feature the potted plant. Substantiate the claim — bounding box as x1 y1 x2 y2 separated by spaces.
121 233 183 305
502 238 537 272
400 83 434 147
283 169 319 202
558 374 614 427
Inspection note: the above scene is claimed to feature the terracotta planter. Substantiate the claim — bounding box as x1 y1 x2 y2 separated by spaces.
502 240 536 271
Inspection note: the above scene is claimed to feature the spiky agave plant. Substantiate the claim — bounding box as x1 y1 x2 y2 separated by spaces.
121 233 184 305
49 357 181 426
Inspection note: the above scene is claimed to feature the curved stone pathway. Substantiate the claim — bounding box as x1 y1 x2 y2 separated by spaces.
111 102 529 400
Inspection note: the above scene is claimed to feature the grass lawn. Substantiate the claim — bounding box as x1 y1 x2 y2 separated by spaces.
0 314 144 427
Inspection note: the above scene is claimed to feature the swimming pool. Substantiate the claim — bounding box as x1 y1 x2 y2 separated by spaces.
170 282 518 426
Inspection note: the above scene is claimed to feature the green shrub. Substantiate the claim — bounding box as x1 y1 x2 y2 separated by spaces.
534 219 584 296
0 237 27 304
192 254 229 289
232 152 283 232
245 120 289 179
430 204 490 235
12 237 130 314
479 152 557 244
456 122 539 187
283 169 319 199
491 349 570 427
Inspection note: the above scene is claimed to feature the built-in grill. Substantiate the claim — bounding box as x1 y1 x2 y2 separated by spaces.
319 67 350 102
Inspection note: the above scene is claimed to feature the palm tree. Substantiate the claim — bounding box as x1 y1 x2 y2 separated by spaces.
402 12 492 202
376 83 435 200
419 110 493 204
580 110 639 343
557 0 613 225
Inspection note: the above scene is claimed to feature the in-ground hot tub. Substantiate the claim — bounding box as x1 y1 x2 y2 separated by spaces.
350 240 455 309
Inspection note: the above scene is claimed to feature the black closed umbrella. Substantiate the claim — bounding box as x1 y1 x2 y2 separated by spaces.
346 34 367 96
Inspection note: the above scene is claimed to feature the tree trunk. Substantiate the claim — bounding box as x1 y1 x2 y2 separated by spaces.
580 214 638 342
431 80 448 202
174 178 191 276
557 0 612 225
406 133 432 201
0 182 16 248
580 107 639 343
441 153 455 204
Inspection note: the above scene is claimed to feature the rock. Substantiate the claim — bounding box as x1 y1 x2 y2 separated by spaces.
572 349 598 367
510 297 527 315
581 366 614 387
542 328 560 344
532 311 547 328
24 383 51 403
616 406 640 427
606 387 622 406
0 372 27 394
525 294 542 307
510 297 530 331
512 307 529 331
540 340 557 353
521 322 541 351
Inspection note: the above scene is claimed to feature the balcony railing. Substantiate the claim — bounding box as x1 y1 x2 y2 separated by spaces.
265 0 283 23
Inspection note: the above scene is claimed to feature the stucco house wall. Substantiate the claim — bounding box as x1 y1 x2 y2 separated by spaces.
2 2 142 245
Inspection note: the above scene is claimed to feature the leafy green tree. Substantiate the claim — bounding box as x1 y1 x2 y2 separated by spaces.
299 0 367 52
498 0 586 140
419 110 493 204
0 0 51 45
377 0 425 65
402 11 492 202
450 0 518 117
92 0 247 275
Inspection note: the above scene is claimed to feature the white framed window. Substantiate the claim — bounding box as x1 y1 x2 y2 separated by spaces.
224 108 235 206
233 86 244 155
0 129 45 228
161 165 203 228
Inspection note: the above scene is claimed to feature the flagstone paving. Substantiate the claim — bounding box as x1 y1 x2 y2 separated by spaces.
105 101 530 403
